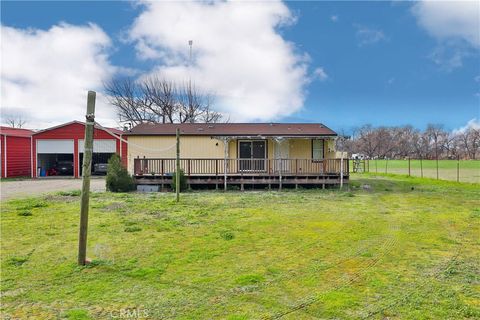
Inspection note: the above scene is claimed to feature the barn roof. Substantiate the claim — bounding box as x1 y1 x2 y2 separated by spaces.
125 123 337 137
0 126 34 137
32 121 123 135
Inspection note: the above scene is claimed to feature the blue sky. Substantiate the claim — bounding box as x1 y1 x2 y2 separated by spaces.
1 1 479 132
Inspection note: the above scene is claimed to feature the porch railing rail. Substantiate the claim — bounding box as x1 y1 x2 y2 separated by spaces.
133 158 349 176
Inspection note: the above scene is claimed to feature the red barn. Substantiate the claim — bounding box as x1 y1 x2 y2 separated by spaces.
32 121 127 178
0 126 34 178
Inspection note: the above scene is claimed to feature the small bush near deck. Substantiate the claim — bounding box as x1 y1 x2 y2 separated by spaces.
170 169 188 192
106 154 135 192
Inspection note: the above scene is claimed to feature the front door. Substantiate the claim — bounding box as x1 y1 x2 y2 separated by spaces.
274 140 290 172
239 140 266 171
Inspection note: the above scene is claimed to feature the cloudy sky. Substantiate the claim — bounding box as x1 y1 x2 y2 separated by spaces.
1 0 479 132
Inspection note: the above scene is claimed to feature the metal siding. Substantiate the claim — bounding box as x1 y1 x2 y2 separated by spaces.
1 135 5 178
37 140 74 154
288 139 310 159
127 136 225 173
5 136 32 177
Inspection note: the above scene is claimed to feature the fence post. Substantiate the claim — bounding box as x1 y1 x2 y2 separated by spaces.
457 155 460 182
408 157 411 177
375 159 378 175
436 153 439 180
420 157 423 178
385 158 388 174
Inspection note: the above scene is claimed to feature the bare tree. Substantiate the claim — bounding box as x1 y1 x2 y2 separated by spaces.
4 114 27 128
104 75 222 125
426 124 446 160
457 127 480 160
394 126 417 158
104 77 156 125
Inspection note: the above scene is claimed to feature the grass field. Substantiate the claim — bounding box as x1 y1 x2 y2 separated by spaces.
355 160 480 183
1 174 479 319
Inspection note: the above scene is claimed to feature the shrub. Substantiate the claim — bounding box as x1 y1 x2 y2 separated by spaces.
220 230 235 241
17 211 33 216
170 169 188 192
106 154 135 192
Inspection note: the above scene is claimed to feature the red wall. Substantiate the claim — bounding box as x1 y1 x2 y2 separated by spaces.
0 135 4 178
1 135 32 178
32 122 127 178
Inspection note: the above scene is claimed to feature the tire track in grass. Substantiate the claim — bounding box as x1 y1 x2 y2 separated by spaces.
266 225 399 319
360 222 467 319
205 224 397 318
263 194 402 319
205 194 397 316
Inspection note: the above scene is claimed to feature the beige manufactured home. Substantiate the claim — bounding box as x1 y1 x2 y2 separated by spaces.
124 123 348 188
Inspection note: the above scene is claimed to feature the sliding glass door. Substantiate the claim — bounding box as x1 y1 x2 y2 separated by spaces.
238 140 266 172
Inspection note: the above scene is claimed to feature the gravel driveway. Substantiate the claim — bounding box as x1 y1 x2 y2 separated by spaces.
1 178 106 201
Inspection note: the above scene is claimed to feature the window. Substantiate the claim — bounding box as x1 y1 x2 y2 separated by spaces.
312 139 324 160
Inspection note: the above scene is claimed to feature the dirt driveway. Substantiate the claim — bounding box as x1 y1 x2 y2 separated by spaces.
1 178 106 201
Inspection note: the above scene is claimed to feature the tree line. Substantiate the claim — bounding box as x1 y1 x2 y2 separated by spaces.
345 124 479 160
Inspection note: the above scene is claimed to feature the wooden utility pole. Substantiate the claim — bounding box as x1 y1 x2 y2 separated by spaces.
176 128 180 202
78 91 96 266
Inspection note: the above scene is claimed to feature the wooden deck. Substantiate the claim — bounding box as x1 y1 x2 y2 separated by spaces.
134 158 349 189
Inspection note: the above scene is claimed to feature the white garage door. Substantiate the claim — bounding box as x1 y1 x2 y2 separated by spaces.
78 139 116 153
37 140 74 154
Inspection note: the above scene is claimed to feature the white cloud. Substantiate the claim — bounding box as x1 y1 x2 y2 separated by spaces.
428 41 472 71
128 0 309 121
330 15 338 22
452 118 480 135
387 77 395 85
313 67 328 81
412 1 480 48
354 24 387 46
475 75 480 82
1 23 117 128
412 1 480 70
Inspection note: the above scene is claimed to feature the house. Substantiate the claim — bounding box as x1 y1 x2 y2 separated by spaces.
124 123 348 189
0 126 34 178
32 121 127 178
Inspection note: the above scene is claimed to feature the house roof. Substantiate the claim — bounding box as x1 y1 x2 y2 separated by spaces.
32 120 123 135
125 123 337 137
0 126 34 137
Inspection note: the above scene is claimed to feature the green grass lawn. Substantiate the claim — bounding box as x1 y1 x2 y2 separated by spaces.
356 160 480 183
1 175 479 319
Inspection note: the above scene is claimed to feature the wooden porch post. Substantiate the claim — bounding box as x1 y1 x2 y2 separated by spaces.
340 154 344 189
223 138 229 191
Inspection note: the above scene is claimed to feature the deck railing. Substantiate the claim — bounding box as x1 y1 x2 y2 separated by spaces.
133 158 349 176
